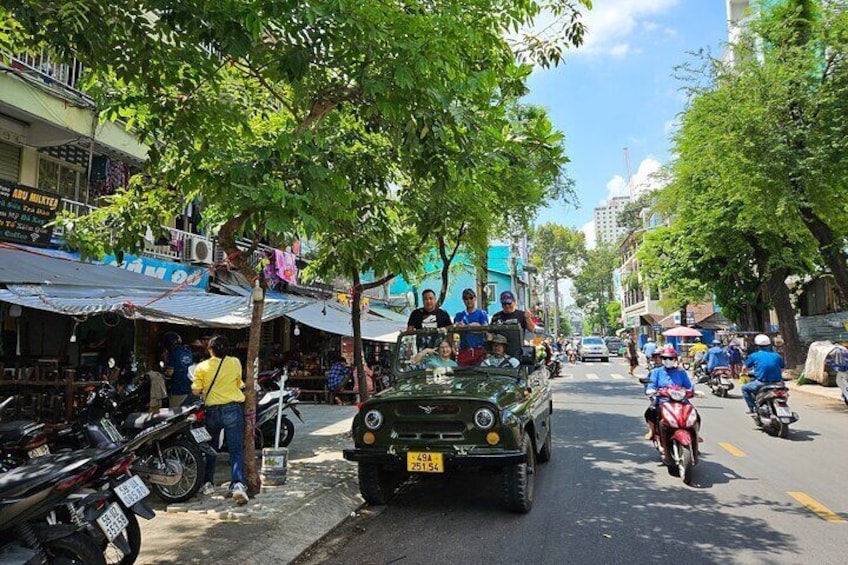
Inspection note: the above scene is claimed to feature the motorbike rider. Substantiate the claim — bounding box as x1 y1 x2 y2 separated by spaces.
689 338 709 366
565 341 577 364
642 337 658 367
741 334 785 415
643 345 694 441
704 339 731 376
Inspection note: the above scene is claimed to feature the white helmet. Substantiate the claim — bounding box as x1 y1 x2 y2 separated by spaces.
647 337 654 342
754 334 771 347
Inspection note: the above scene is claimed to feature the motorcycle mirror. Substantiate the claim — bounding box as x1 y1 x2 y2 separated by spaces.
638 377 651 385
107 357 117 369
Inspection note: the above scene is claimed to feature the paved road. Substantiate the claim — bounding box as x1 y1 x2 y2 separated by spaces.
299 358 847 565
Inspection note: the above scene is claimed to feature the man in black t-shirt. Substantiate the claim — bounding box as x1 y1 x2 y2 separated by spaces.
491 290 537 334
406 289 452 331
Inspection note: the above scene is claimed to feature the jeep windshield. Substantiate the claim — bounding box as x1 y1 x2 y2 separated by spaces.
395 325 524 374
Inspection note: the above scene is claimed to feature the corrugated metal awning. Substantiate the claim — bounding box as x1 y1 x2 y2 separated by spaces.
0 284 306 328
284 300 404 343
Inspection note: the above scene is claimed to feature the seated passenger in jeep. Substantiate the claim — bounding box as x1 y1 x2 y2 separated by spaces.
411 338 458 369
480 334 519 368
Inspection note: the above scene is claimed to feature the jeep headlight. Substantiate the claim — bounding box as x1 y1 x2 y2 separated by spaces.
363 409 384 431
473 407 496 430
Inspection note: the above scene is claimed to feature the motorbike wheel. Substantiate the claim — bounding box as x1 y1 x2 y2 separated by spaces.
503 432 535 513
150 438 204 503
777 421 789 439
843 394 848 407
43 532 107 565
102 507 141 565
719 387 728 398
679 444 694 485
261 417 295 448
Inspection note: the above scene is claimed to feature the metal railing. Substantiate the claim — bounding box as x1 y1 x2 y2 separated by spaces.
2 50 91 102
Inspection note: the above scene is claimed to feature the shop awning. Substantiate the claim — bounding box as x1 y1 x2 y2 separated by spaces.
283 300 405 343
0 246 307 328
0 284 306 328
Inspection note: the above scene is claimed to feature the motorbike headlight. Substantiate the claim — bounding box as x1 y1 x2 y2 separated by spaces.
363 409 384 431
669 388 687 402
473 407 496 430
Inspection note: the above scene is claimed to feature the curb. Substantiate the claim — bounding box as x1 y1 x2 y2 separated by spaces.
786 380 844 402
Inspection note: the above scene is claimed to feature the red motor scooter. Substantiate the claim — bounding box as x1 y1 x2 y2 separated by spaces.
648 386 700 485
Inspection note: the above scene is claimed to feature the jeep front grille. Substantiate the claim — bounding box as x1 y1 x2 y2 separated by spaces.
393 421 465 440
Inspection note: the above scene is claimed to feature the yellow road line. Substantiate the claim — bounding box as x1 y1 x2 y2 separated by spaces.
788 492 846 523
718 442 747 457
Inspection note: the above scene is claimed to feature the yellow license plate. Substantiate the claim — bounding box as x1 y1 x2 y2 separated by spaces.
406 451 444 473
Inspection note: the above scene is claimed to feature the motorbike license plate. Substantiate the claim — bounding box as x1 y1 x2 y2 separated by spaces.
191 427 212 443
407 452 444 473
720 378 732 385
27 444 50 459
776 406 792 417
96 502 130 542
114 475 150 507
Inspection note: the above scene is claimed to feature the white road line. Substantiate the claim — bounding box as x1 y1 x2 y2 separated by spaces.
586 373 599 380
611 373 625 380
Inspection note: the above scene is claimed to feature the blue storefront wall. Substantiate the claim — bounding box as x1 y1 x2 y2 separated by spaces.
386 245 523 318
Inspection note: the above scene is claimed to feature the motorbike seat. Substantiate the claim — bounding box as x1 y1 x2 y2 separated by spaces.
0 452 93 499
758 383 787 392
0 420 44 443
124 406 195 430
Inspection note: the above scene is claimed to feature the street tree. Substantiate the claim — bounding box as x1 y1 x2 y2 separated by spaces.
530 223 585 334
571 244 617 335
1 0 591 489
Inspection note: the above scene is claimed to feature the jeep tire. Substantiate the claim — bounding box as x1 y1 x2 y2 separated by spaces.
537 422 552 463
358 463 395 505
504 432 535 513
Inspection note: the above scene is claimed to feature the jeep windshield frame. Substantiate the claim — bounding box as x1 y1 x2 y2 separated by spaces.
394 325 525 376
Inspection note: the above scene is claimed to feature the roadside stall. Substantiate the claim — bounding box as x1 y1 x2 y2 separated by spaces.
0 244 306 422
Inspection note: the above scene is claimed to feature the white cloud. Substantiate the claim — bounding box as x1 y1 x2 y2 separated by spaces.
609 44 631 57
576 0 679 57
581 220 597 250
606 175 629 199
631 157 665 195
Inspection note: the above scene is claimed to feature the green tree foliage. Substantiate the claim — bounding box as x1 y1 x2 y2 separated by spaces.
606 300 622 332
616 192 655 234
571 244 617 334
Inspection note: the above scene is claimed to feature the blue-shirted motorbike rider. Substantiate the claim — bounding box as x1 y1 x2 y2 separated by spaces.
705 339 730 374
741 334 785 415
643 344 694 440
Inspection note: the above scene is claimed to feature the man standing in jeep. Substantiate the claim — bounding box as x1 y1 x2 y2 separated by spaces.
491 290 536 335
406 288 452 331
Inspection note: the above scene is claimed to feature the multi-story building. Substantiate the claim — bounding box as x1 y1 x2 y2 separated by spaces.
593 196 631 246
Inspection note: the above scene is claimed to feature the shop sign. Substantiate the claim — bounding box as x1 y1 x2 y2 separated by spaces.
0 181 60 247
100 253 209 288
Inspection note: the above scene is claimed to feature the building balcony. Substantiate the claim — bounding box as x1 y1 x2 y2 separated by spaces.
2 50 90 103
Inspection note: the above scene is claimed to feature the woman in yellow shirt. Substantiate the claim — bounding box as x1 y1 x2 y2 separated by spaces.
191 335 249 505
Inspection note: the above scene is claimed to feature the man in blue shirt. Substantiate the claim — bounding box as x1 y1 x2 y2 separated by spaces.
643 345 694 440
642 338 658 366
742 334 785 414
705 339 730 373
162 332 195 407
454 288 488 365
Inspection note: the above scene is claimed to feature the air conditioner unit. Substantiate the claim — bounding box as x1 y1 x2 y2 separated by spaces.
185 238 214 265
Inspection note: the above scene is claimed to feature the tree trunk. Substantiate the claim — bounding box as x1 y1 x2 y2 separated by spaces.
798 206 848 306
766 269 803 370
437 237 450 307
476 250 488 312
216 211 262 493
351 270 367 402
680 303 688 328
243 285 264 494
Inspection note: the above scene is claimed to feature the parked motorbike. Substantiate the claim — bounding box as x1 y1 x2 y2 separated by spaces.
753 382 799 438
0 397 51 472
0 449 115 564
645 385 701 485
707 367 734 398
547 353 563 379
50 382 213 504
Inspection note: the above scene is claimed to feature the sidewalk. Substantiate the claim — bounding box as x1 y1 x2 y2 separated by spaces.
136 403 362 565
785 379 845 403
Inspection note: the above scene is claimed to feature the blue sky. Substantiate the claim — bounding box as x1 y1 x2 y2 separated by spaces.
524 0 730 245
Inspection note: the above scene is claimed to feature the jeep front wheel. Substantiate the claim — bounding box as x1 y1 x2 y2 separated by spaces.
358 463 395 505
503 432 535 513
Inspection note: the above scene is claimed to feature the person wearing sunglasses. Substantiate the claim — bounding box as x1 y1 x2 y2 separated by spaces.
491 290 536 336
453 288 488 365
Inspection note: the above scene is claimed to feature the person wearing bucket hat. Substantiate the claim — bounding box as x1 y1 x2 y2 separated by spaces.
480 333 519 368
454 288 489 365
491 290 536 335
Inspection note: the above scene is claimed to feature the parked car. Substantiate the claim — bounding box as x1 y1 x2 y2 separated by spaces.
343 325 553 513
578 336 610 362
604 336 623 356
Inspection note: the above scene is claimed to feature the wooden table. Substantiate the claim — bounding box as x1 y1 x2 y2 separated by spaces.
0 369 102 421
287 374 328 403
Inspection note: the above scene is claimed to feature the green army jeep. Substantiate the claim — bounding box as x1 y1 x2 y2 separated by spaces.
343 325 553 513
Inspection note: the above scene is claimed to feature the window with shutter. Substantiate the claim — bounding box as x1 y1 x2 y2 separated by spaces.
0 141 21 182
